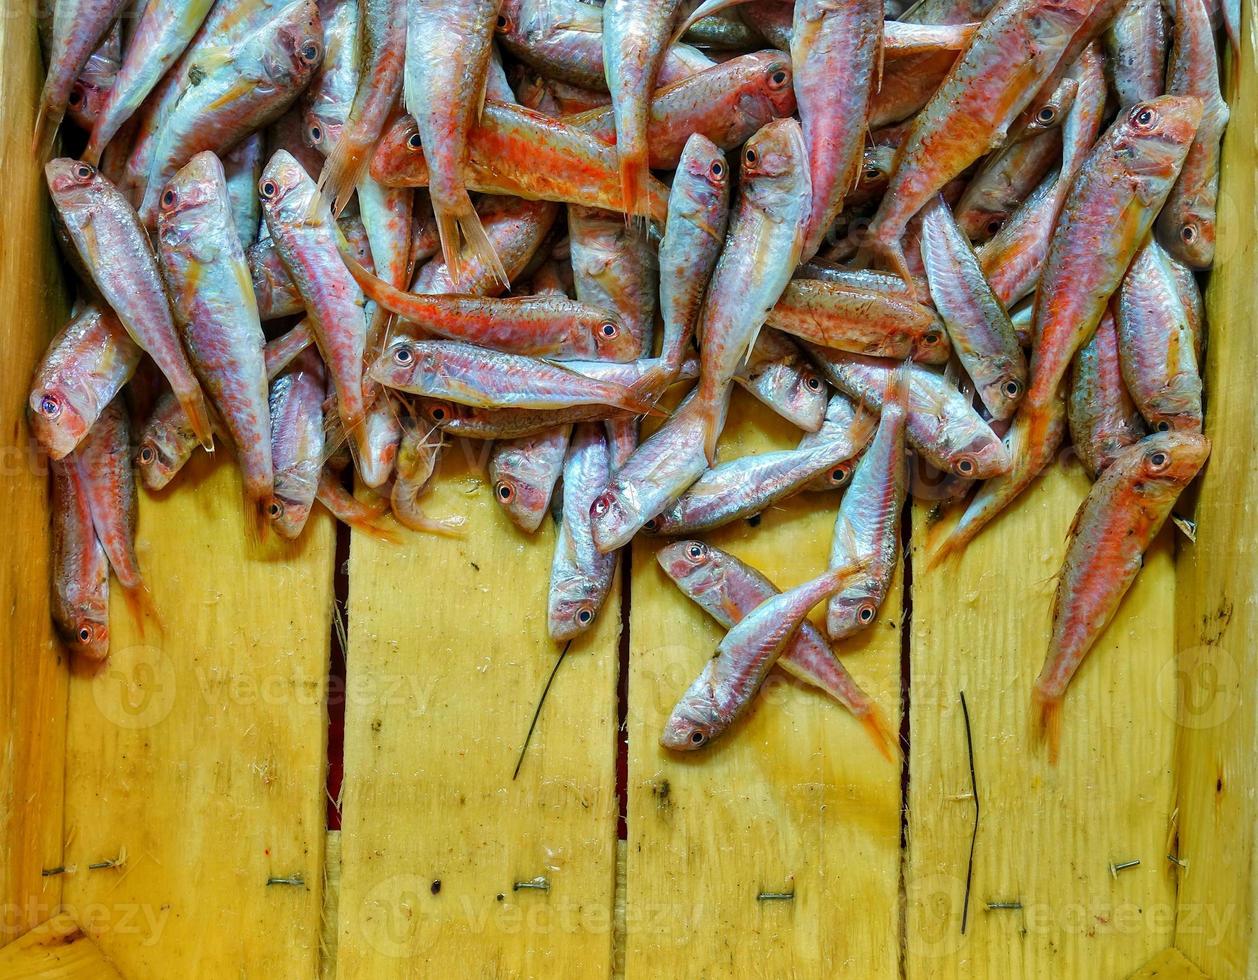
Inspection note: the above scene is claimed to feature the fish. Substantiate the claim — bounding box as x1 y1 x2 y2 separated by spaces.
918 195 1027 420
792 0 883 261
735 330 829 432
50 459 110 661
1114 239 1204 433
548 422 618 640
222 134 266 249
766 278 950 365
1034 430 1210 760
1068 308 1147 479
156 151 272 508
657 540 896 758
316 0 406 215
1155 0 1229 269
370 105 670 221
342 248 637 361
799 393 877 491
656 134 731 381
601 0 685 219
46 158 214 450
391 421 467 535
825 365 909 640
33 0 128 158
66 23 121 132
29 304 142 460
661 554 868 750
302 0 361 156
369 339 662 413
260 150 369 438
315 469 397 539
405 0 508 285
136 0 324 224
1105 0 1167 106
863 0 1095 281
267 348 325 538
566 50 797 169
419 400 643 441
488 425 573 533
953 126 1063 242
567 206 658 358
692 118 810 461
248 215 372 320
354 393 403 490
84 0 217 165
807 347 1010 478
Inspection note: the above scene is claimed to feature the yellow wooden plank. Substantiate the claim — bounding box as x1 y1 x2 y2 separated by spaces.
0 914 124 980
905 467 1178 978
0 4 71 945
336 442 620 977
60 451 334 978
1128 947 1211 979
321 830 341 980
625 390 903 977
1173 29 1257 980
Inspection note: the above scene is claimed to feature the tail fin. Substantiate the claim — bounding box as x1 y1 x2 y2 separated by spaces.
1031 686 1063 765
855 703 900 764
434 194 510 291
618 148 651 226
317 134 369 216
179 389 216 452
693 375 724 465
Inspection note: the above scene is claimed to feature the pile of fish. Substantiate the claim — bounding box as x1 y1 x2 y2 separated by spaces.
31 0 1227 761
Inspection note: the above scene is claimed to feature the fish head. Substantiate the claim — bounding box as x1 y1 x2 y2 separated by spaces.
369 337 427 392
371 116 429 186
655 540 730 597
156 151 229 249
740 117 810 215
416 399 464 433
1133 430 1211 491
977 370 1027 424
1162 193 1216 270
660 669 722 751
304 107 342 157
826 588 881 640
944 420 1011 480
57 615 109 662
488 444 553 532
808 458 857 490
677 133 730 214
588 309 638 361
547 578 604 640
258 149 318 221
45 158 105 212
589 484 644 550
266 0 324 89
67 73 111 129
752 360 827 432
749 52 796 119
135 411 196 490
1113 97 1203 189
29 383 94 460
265 490 313 539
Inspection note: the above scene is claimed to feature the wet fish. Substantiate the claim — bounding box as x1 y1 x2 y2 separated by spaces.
50 459 110 661
66 23 121 132
1034 431 1209 760
248 215 372 320
488 425 573 533
267 348 325 538
567 205 658 358
391 421 467 535
222 134 266 249
1105 0 1167 106
1068 308 1147 479
735 330 829 432
46 158 213 450
29 304 142 460
954 126 1063 242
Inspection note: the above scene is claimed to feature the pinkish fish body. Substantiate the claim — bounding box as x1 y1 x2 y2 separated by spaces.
50 459 110 661
66 24 121 132
267 348 326 538
1105 0 1167 106
568 205 658 359
1068 308 1146 479
489 426 573 532
735 331 828 432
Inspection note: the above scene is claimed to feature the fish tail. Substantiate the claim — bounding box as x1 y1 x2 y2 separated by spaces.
698 384 722 466
397 509 468 537
1032 685 1063 765
618 147 651 224
856 703 900 764
32 96 62 160
317 134 369 216
121 584 163 638
335 508 401 544
180 389 215 452
439 194 510 290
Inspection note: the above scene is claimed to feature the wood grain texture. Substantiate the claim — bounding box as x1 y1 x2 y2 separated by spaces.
625 390 904 978
336 442 620 977
1173 25 1256 980
0 913 124 979
60 452 334 978
321 830 341 980
0 2 71 945
1128 947 1212 979
905 467 1178 978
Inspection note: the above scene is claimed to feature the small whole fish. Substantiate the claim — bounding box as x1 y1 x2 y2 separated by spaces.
1115 239 1204 433
267 348 325 538
29 304 142 460
656 134 730 378
953 126 1063 242
488 425 573 533
919 195 1027 420
661 554 868 750
249 215 373 320
46 159 213 450
735 330 828 432
1068 308 1147 479
157 151 272 508
693 117 810 461
1034 431 1210 760
657 540 896 758
566 205 658 358
548 422 618 640
50 459 110 661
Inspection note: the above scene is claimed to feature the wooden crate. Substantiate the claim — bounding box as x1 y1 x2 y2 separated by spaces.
0 5 1252 978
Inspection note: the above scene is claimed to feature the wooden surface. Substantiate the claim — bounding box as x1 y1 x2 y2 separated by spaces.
0 913 124 979
1173 23 1256 980
625 390 904 977
1129 947 1212 979
0 2 70 947
335 443 620 977
59 451 335 978
321 830 341 980
905 468 1179 977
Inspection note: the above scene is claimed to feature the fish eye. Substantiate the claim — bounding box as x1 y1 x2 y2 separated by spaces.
74 163 94 180
863 164 881 181
690 730 706 745
393 344 414 365
805 374 822 391
1155 420 1171 432
268 501 282 518
495 480 514 502
1131 105 1158 129
139 445 155 464
642 517 659 532
577 607 593 625
1036 106 1056 125
591 494 611 517
429 405 447 421
709 159 725 180
858 604 876 624
767 68 790 89
38 394 59 417
161 188 177 208
685 542 707 562
299 39 321 63
986 218 1003 235
599 320 618 338
77 627 91 642
1181 223 1198 243
830 465 850 484
495 12 511 32
407 132 423 151
259 178 278 199
68 88 82 106
923 331 941 345
1147 450 1171 471
309 123 322 144
957 456 975 475
744 146 758 167
1002 379 1022 398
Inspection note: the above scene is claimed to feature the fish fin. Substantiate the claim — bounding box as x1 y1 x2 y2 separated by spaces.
120 583 163 638
32 96 62 160
179 389 215 451
617 148 652 225
855 703 900 764
667 0 748 47
317 134 369 216
391 502 469 536
328 505 402 543
1031 686 1062 765
435 194 510 290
